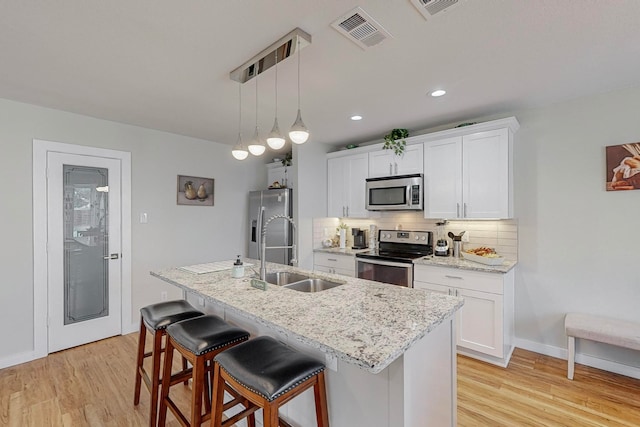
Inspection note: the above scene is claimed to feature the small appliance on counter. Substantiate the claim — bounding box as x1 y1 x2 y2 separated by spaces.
434 221 449 257
448 231 466 258
351 228 368 249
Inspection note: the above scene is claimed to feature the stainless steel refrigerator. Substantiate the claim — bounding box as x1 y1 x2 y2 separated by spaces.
248 189 293 265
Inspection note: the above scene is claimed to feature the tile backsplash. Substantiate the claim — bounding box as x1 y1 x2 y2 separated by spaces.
313 212 518 260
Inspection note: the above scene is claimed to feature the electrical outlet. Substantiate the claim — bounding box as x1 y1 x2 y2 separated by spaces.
461 232 470 243
198 297 205 306
161 291 168 301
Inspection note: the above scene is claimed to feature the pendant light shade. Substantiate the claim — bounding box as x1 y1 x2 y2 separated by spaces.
267 118 286 149
289 37 309 144
267 49 286 150
232 134 249 160
247 73 266 156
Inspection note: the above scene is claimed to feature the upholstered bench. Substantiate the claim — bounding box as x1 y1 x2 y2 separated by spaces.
564 313 640 380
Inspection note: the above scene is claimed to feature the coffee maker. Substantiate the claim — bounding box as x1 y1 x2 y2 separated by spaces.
351 228 368 249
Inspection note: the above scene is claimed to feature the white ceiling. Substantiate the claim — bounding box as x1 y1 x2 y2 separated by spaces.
1 1 640 153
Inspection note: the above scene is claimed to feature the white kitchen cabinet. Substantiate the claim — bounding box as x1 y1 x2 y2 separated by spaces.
327 153 369 218
313 252 355 277
368 144 424 178
424 125 515 219
414 264 514 367
266 163 293 189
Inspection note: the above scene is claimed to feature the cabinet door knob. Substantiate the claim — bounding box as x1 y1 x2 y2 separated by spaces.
389 163 392 175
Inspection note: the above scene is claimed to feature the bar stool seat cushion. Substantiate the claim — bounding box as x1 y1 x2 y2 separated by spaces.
167 315 250 356
215 336 325 402
140 300 204 330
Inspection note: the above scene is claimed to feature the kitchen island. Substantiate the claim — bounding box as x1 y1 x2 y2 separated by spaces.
151 260 463 426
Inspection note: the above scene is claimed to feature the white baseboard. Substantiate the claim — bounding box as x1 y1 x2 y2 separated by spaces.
513 337 640 380
2 323 139 370
0 350 43 370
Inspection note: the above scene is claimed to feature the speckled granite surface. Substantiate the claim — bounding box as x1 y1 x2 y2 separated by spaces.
313 247 370 255
151 259 463 374
413 255 517 273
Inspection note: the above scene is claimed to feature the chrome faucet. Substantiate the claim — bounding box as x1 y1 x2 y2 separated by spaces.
259 209 297 281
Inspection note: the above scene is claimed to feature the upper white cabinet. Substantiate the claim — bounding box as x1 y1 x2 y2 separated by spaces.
266 163 293 189
424 119 517 219
368 144 424 178
327 153 369 218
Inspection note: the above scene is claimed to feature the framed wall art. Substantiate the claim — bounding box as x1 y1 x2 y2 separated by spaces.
606 143 640 191
177 175 214 206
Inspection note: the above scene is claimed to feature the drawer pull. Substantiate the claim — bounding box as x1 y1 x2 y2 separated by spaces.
327 258 338 262
445 275 463 280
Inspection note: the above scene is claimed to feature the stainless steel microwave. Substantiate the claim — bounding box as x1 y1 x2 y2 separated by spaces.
365 174 423 211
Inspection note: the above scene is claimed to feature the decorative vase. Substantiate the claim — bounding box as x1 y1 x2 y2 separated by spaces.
339 229 346 249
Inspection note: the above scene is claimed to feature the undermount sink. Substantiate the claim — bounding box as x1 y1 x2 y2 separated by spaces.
263 271 311 286
283 278 344 293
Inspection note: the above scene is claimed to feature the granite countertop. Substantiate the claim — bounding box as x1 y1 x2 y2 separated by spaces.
151 259 463 374
313 247 370 255
414 255 517 273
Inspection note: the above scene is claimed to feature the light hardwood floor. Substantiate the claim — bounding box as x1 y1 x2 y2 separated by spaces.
1 333 639 426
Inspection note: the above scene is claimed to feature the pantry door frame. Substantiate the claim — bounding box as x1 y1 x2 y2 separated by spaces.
33 139 132 358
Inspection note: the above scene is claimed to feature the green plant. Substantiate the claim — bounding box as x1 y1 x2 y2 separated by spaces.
336 222 348 233
281 151 292 167
382 128 409 156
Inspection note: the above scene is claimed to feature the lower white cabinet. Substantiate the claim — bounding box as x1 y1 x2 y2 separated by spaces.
414 265 514 367
313 252 355 277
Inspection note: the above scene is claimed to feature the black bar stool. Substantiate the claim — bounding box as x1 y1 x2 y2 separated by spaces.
134 300 204 427
211 336 330 427
158 315 251 427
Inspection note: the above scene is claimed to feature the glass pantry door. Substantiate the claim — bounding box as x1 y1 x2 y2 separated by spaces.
47 152 122 352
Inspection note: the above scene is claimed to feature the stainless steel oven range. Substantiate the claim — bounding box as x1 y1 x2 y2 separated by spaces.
355 230 433 287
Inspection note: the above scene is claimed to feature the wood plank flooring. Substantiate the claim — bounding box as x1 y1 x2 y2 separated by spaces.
1 333 639 426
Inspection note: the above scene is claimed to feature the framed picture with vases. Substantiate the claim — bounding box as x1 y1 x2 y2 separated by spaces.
177 175 214 206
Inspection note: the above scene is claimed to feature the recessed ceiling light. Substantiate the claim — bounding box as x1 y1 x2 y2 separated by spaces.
351 115 363 121
431 89 446 97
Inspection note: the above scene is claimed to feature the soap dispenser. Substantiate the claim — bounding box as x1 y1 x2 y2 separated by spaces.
232 255 244 278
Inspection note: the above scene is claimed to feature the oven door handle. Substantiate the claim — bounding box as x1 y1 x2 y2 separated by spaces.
357 258 412 268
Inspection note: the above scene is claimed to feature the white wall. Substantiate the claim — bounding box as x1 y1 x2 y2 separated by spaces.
0 98 265 365
512 86 640 369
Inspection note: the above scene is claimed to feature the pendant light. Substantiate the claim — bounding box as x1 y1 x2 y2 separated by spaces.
247 71 266 156
266 48 286 150
231 84 249 160
289 37 309 144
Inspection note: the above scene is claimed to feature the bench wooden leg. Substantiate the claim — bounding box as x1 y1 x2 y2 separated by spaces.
567 336 575 380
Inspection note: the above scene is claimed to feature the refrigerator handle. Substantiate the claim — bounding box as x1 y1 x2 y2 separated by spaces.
251 220 257 243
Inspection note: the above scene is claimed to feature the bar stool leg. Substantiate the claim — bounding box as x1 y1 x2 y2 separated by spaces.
149 329 164 426
133 318 146 405
314 371 330 427
191 356 206 427
157 335 175 427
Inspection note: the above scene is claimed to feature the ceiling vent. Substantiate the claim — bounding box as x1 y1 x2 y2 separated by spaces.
331 7 392 50
410 0 461 20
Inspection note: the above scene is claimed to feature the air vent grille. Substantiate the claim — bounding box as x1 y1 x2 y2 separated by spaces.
410 0 461 20
331 7 392 50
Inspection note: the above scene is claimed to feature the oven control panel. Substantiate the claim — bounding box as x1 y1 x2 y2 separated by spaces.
378 230 432 245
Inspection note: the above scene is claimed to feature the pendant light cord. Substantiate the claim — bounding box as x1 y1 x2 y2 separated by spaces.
255 70 258 128
274 49 278 116
238 83 242 134
297 38 301 110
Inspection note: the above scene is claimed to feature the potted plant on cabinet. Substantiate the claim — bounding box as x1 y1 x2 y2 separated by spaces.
382 129 409 156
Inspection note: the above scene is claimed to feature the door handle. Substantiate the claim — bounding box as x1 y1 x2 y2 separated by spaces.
103 253 119 260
